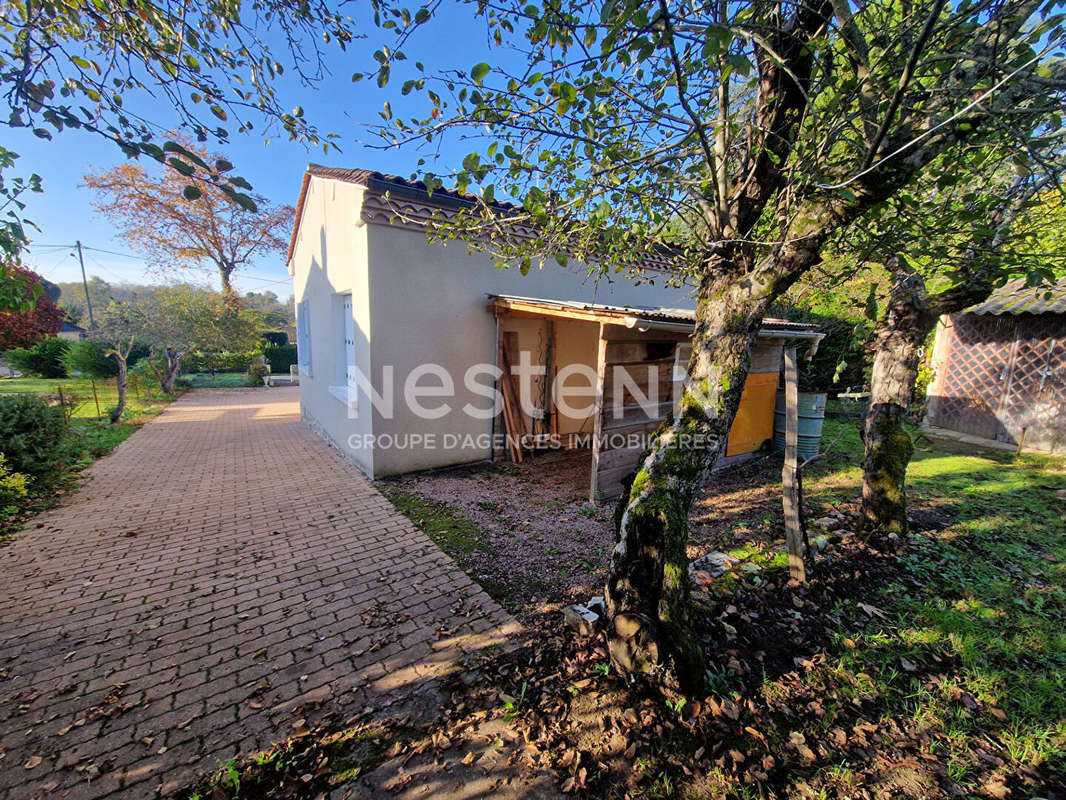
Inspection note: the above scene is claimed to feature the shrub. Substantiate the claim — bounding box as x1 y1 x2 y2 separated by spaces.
247 363 270 386
262 331 289 347
0 453 28 511
0 394 67 475
182 350 258 373
61 339 119 379
263 343 298 374
5 337 70 378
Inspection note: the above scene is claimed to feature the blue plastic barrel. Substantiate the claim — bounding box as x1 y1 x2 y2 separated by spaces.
773 391 827 461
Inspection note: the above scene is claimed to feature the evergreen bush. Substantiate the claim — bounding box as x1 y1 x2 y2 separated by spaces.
5 337 70 378
0 394 67 475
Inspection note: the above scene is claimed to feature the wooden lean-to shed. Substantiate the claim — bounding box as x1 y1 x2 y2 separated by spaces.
926 279 1066 453
489 295 823 500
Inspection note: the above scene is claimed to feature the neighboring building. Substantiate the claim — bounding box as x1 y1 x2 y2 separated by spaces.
926 279 1066 453
286 165 821 498
57 321 87 341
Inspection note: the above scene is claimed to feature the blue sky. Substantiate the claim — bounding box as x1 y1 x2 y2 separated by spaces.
9 4 497 297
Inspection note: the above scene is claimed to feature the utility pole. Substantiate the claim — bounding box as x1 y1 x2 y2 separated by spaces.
75 240 94 330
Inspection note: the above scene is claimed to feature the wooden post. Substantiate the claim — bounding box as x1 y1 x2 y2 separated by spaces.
589 323 608 503
90 379 101 419
543 319 555 438
782 346 807 582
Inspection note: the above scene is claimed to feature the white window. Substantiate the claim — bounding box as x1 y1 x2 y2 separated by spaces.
329 293 358 412
296 299 312 377
343 293 356 396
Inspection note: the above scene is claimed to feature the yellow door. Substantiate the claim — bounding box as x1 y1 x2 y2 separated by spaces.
726 372 778 456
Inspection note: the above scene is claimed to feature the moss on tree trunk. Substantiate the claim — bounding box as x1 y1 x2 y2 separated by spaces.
605 276 771 694
861 261 933 535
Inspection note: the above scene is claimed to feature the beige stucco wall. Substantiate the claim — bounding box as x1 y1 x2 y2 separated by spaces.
366 223 694 476
290 176 696 478
290 177 374 475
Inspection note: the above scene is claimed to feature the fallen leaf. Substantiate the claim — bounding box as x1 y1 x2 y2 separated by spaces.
24 756 43 769
857 602 886 618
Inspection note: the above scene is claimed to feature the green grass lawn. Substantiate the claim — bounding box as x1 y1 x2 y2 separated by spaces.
799 422 1066 792
0 375 171 419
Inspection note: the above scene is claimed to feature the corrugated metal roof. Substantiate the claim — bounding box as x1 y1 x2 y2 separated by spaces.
488 294 821 336
967 279 1066 316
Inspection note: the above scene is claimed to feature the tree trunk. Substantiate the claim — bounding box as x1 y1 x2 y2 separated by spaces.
860 264 936 535
605 272 775 694
162 349 182 395
110 357 128 424
220 265 242 315
150 348 184 396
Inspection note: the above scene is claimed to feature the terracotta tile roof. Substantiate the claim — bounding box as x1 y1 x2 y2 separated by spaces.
966 278 1066 316
286 164 679 277
286 164 519 266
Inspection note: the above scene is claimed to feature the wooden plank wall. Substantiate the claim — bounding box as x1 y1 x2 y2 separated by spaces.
591 329 689 501
592 336 785 501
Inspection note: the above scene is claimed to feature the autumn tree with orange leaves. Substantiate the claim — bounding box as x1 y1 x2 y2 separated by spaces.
83 144 293 299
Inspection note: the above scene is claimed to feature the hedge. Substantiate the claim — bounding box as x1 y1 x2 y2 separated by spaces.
182 350 259 374
263 344 298 374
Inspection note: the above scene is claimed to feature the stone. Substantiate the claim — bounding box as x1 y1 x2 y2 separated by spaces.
812 535 830 552
813 516 841 531
689 551 738 578
562 604 601 636
586 595 607 617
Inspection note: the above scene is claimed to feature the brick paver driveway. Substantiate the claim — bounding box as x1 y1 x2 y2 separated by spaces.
0 389 517 799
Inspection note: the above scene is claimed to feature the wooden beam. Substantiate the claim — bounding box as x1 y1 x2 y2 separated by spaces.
489 298 629 325
589 323 608 503
782 346 807 583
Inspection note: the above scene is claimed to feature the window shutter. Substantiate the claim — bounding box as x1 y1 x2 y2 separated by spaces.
343 295 356 394
297 300 312 376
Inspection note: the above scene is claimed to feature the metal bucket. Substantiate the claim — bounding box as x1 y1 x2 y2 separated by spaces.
774 391 827 461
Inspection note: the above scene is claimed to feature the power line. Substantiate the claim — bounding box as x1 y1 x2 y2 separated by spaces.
29 241 291 288
82 246 144 260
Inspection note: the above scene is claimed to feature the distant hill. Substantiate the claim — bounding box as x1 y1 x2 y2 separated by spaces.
54 276 294 329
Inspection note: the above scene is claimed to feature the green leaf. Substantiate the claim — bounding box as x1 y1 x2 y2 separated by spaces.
167 158 195 176
471 62 491 85
182 185 203 201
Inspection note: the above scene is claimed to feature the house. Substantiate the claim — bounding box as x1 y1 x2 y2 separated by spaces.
286 165 822 499
57 321 87 341
926 278 1066 453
